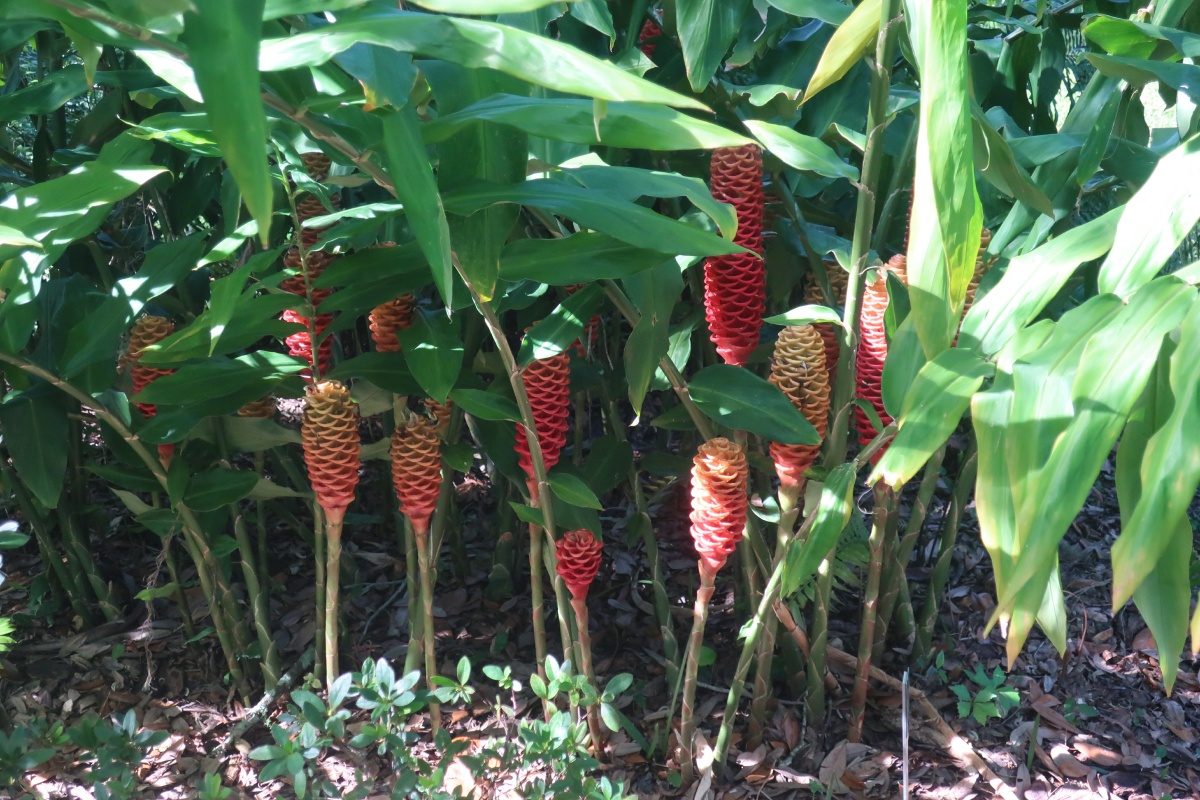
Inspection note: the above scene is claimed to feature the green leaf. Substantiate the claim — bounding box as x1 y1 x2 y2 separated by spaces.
688 364 820 445
396 307 463 403
133 352 309 406
970 107 1055 217
623 261 683 416
1131 516 1191 692
871 348 992 489
676 0 751 92
500 234 666 284
0 65 87 122
413 0 583 14
184 468 260 512
1098 133 1200 298
782 463 855 596
260 8 710 110
449 388 520 422
0 389 68 508
804 0 880 104
906 0 982 359
581 436 633 495
380 105 454 306
960 208 1122 356
424 95 753 151
765 0 851 24
510 502 546 529
443 180 744 258
763 304 841 327
207 248 283 357
518 284 604 366
743 119 859 181
880 313 925 419
1111 299 1200 609
325 353 420 396
549 472 603 510
183 0 272 246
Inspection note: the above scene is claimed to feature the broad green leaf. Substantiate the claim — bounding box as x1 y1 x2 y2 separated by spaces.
765 0 851 24
413 0 574 12
380 105 454 306
259 8 710 110
871 348 992 489
247 476 309 500
134 352 309 405
970 108 1054 217
1132 517 1192 692
743 119 859 181
623 261 682 416
689 364 820 445
336 43 420 111
0 388 68 508
569 0 614 39
782 463 855 596
184 468 259 512
997 280 1197 658
206 417 301 452
500 234 666 284
324 353 420 395
443 180 744 257
450 388 520 422
1112 299 1200 609
396 307 464 403
549 472 603 510
424 95 753 151
906 0 982 359
1086 53 1200 101
182 0 272 246
261 0 372 18
518 284 604 365
0 65 87 122
581 436 633 495
764 304 842 327
880 314 925 419
676 0 751 93
960 208 1122 356
1098 133 1200 298
804 0 880 104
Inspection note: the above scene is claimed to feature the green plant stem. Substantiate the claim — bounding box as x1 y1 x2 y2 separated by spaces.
57 506 120 621
807 552 835 729
323 510 344 690
313 502 327 686
849 482 895 743
526 516 552 720
413 523 441 733
915 448 978 661
161 535 197 640
233 509 280 690
600 280 716 439
824 0 904 468
402 515 424 677
873 446 945 662
254 451 270 582
679 568 716 786
569 597 606 760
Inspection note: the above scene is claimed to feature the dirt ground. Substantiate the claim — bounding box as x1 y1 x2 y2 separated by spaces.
2 440 1199 800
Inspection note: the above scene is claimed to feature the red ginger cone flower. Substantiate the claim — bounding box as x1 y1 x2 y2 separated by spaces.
237 395 277 419
704 145 766 367
515 350 572 482
302 380 360 525
301 151 331 182
854 259 904 460
424 397 452 439
280 248 335 381
555 529 602 601
769 325 830 490
689 437 749 579
390 415 442 534
638 18 663 58
369 294 416 353
803 263 848 384
564 283 601 356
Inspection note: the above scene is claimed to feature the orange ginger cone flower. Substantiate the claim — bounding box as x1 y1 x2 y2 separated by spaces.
555 529 603 601
237 396 277 419
855 259 903 460
704 145 766 367
769 325 830 495
803 263 848 384
369 294 416 353
128 315 177 467
301 151 331 182
424 397 452 439
689 437 749 580
515 350 572 483
301 380 360 525
390 415 442 535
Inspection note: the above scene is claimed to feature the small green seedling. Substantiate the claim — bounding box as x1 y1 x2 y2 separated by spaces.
951 665 1020 725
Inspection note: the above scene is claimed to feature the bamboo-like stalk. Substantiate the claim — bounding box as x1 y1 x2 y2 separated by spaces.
679 570 716 786
313 503 327 685
873 447 945 662
233 510 281 689
807 552 835 728
254 452 270 584
413 521 442 733
849 483 895 743
323 510 344 686
569 597 606 759
57 507 120 621
915 449 978 661
402 514 424 677
161 534 197 640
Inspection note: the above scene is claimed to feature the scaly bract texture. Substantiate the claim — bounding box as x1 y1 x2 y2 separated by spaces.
302 380 360 521
769 325 830 487
555 528 603 600
390 415 442 534
369 294 416 353
854 260 902 460
515 351 571 482
128 315 175 419
689 437 749 578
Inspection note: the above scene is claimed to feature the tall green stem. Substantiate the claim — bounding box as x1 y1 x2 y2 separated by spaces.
569 597 605 759
679 569 716 786
849 483 895 743
414 524 441 732
403 515 425 677
323 511 344 688
313 503 327 686
915 448 977 660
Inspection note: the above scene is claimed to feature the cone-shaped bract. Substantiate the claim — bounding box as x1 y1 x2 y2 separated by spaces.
390 415 442 534
302 380 360 521
769 325 830 487
515 351 571 482
555 528 603 600
689 437 749 578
